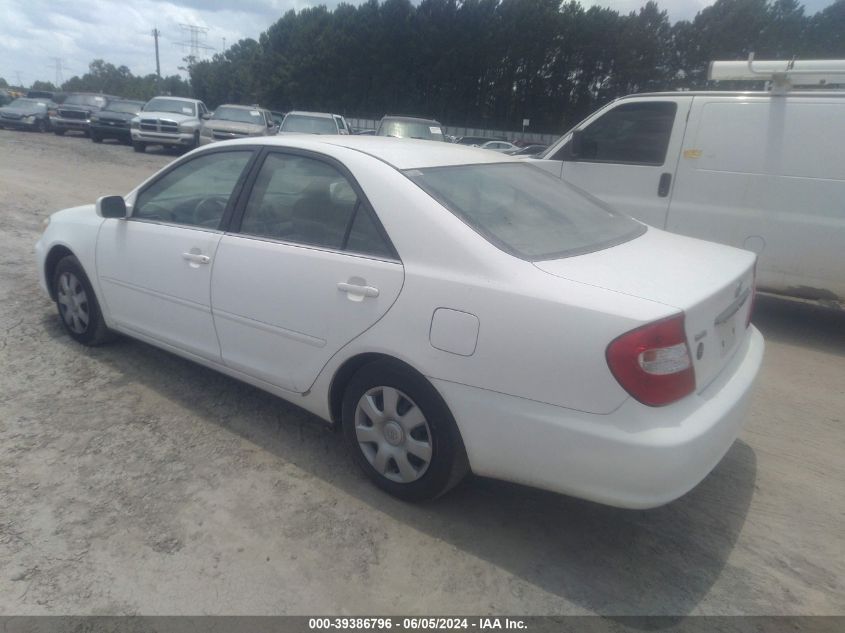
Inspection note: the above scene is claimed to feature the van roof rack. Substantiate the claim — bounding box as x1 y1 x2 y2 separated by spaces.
708 54 845 94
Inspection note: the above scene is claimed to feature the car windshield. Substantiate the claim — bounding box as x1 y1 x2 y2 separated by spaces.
105 101 143 114
64 94 108 107
280 114 338 134
8 98 47 110
407 163 645 260
144 98 196 116
378 120 444 141
213 106 265 125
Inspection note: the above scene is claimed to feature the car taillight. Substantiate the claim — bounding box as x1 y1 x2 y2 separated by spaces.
746 261 757 329
606 314 696 407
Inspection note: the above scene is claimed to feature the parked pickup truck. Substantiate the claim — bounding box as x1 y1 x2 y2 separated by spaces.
530 60 845 306
51 93 117 136
130 96 208 153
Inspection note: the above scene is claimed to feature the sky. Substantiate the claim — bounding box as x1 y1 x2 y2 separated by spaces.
0 0 838 88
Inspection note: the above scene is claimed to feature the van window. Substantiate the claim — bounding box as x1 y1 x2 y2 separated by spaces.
571 102 677 166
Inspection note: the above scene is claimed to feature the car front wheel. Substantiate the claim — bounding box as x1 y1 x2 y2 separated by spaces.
342 359 469 501
52 255 113 346
133 141 146 153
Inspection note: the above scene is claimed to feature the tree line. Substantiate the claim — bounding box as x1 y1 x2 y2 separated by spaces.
6 0 844 134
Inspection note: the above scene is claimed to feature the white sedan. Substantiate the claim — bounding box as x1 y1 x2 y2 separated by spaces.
35 137 764 508
477 140 518 153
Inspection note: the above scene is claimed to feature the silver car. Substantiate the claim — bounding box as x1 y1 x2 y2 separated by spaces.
199 105 276 146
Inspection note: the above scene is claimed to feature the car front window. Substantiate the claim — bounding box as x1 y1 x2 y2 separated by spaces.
407 163 645 260
133 151 253 228
144 98 196 117
213 107 265 125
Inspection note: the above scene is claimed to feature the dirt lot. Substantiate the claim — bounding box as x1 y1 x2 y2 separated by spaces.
0 129 843 616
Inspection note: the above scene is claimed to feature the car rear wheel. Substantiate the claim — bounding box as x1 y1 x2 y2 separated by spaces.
342 359 469 501
52 255 114 346
133 142 146 153
91 132 102 143
54 129 66 136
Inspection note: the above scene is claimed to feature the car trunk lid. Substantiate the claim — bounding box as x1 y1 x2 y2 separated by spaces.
534 227 756 394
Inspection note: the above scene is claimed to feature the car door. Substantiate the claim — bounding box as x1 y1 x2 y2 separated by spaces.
535 97 690 228
210 150 405 393
96 148 255 361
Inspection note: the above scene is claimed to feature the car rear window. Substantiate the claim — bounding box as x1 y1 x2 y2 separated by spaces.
378 120 444 141
406 163 645 260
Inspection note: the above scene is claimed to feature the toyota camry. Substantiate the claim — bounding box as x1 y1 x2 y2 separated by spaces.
35 136 764 508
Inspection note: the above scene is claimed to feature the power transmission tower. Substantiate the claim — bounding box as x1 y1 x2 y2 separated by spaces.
151 28 162 79
177 24 214 60
15 71 23 88
48 57 65 87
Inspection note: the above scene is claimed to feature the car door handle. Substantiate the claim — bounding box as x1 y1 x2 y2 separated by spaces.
182 252 210 264
657 172 672 198
337 282 379 298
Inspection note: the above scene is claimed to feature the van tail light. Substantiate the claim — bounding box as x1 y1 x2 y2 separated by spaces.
606 314 696 407
746 261 757 329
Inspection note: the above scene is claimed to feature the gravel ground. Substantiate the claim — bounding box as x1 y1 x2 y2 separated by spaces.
0 129 843 616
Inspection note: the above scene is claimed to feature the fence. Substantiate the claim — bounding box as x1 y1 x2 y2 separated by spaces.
346 117 561 145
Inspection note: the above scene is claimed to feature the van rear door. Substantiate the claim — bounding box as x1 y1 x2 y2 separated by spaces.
533 96 691 229
666 95 845 301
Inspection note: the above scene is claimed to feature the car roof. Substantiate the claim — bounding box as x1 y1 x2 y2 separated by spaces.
217 104 264 110
220 135 516 170
286 110 337 118
381 115 441 124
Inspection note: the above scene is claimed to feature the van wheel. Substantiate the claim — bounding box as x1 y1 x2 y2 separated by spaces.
342 359 469 501
52 256 114 346
133 142 146 153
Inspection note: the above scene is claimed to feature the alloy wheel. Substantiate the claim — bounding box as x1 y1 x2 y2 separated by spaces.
57 272 90 334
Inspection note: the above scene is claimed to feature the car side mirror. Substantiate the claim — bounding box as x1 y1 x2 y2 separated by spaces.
201 112 211 120
96 195 127 219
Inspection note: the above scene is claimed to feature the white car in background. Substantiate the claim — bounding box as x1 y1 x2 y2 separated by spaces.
35 137 764 508
478 140 517 153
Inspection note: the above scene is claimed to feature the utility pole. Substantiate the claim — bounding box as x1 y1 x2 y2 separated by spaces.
177 24 214 60
48 57 65 87
151 28 161 79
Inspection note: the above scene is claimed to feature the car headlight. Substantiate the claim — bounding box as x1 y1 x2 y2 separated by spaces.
179 122 198 134
23 115 35 122
41 216 50 233
90 115 99 123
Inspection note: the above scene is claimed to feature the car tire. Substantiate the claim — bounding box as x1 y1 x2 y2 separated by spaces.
341 359 469 501
52 255 114 346
35 119 47 133
91 132 102 143
54 129 66 136
133 142 146 153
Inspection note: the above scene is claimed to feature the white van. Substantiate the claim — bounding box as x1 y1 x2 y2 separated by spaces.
532 59 845 304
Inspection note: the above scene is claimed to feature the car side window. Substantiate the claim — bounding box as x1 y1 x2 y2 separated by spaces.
133 151 252 229
239 153 394 257
568 102 677 166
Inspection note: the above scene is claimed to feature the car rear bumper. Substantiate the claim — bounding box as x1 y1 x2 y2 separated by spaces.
433 326 764 509
131 130 195 145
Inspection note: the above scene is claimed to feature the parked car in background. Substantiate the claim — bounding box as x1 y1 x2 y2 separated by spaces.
377 116 445 141
455 135 506 146
89 99 144 144
532 58 845 304
0 97 55 133
27 90 59 101
278 111 350 135
478 140 517 153
0 90 14 106
51 93 115 136
130 96 208 153
506 144 548 156
199 104 276 146
36 136 763 508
